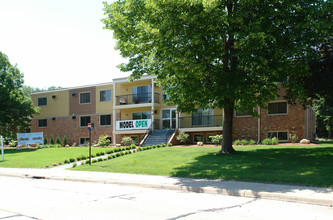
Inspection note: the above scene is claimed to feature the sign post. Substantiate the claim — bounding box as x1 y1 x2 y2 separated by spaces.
87 123 94 165
1 136 4 161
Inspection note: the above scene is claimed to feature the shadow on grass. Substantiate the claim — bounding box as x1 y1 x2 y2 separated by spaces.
2 148 38 155
170 147 333 192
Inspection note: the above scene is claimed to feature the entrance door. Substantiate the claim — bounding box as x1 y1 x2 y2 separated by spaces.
162 109 176 129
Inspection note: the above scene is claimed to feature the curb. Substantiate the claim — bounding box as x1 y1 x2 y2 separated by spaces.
1 171 332 207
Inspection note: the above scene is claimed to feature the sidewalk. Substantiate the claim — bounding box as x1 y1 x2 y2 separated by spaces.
0 167 332 207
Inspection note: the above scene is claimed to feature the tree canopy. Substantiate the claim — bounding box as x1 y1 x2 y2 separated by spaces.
0 51 39 138
103 0 332 153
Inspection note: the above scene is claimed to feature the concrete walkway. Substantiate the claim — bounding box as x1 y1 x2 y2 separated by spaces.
0 167 332 207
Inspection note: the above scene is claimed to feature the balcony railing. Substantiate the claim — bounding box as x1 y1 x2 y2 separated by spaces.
179 115 223 128
116 92 160 105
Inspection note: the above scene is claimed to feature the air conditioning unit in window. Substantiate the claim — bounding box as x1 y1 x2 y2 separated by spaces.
52 95 56 99
72 92 77 96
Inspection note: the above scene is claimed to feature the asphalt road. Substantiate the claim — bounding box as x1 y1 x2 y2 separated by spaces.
0 176 332 220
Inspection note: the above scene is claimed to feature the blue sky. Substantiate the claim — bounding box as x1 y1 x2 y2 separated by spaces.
0 0 130 89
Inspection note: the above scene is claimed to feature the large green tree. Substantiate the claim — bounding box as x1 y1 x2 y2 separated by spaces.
0 52 38 138
103 0 331 153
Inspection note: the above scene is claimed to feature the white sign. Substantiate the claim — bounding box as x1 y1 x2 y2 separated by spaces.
116 119 151 131
17 132 44 146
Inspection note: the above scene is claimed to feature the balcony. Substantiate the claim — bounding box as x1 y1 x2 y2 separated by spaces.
179 115 223 128
116 92 160 106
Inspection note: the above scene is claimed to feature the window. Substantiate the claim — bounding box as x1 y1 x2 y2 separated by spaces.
100 114 111 126
80 116 91 127
268 131 288 141
80 138 90 145
80 92 91 104
194 134 204 142
162 88 170 100
38 97 47 106
132 112 151 120
100 90 111 102
235 110 251 117
268 102 287 115
192 108 214 126
38 119 47 128
132 85 151 103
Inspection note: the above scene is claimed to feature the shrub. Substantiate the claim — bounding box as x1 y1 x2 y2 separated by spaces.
106 149 114 154
241 139 249 145
177 131 189 144
210 135 223 145
92 159 97 163
119 152 124 156
72 163 77 168
53 163 58 166
98 135 111 147
91 154 96 158
233 140 241 145
127 150 132 154
81 156 87 160
64 159 69 164
289 134 298 143
116 153 120 157
262 138 272 145
121 136 134 146
8 140 17 147
96 152 101 156
69 158 75 163
248 140 256 145
167 143 172 147
55 136 61 145
43 136 48 145
161 143 166 147
98 158 103 162
125 146 130 150
77 156 81 161
271 137 279 145
86 159 90 164
124 151 128 155
49 135 54 145
130 144 136 149
104 158 108 161
62 135 68 146
58 162 63 165
137 147 142 151
107 155 112 159
100 152 105 155
152 145 156 149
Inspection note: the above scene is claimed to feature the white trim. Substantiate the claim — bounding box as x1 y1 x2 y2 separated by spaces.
113 75 156 83
79 92 91 104
161 108 176 129
99 89 112 102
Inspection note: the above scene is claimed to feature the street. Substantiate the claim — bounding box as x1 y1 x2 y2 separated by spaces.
0 176 332 220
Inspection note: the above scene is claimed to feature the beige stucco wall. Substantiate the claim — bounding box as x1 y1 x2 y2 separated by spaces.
95 84 113 114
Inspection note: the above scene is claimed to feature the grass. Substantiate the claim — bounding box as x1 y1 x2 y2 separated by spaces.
74 142 333 187
0 147 110 168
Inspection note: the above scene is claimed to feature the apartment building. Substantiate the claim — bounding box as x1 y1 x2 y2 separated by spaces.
30 75 316 145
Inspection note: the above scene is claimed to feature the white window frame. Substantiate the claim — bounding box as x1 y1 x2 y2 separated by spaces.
267 131 289 142
100 114 111 126
268 101 288 116
100 89 111 102
37 97 47 106
80 116 91 127
80 92 91 104
80 137 90 145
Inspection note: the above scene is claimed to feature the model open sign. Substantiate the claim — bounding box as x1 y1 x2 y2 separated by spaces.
116 119 151 130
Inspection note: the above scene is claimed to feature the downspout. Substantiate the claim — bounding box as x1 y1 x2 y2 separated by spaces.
257 106 261 144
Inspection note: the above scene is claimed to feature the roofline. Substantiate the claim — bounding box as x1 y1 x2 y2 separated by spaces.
113 75 156 83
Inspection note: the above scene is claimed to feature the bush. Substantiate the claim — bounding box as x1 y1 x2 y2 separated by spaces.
262 138 272 145
152 145 156 149
92 159 97 163
43 136 48 145
161 143 166 147
177 131 189 144
55 136 61 145
81 156 87 160
98 158 103 162
289 134 298 143
69 158 75 163
130 144 136 149
96 152 101 157
233 140 241 145
119 152 124 156
107 155 112 159
72 163 77 168
137 147 142 151
98 135 111 147
116 153 120 157
248 140 256 145
100 152 105 155
77 156 81 161
106 149 114 154
167 143 172 147
91 154 96 158
8 140 17 147
210 135 223 145
62 135 68 146
271 137 279 145
241 139 249 145
64 159 69 164
49 135 54 145
121 136 134 146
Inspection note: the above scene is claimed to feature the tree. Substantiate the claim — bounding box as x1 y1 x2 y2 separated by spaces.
103 0 331 153
0 51 39 138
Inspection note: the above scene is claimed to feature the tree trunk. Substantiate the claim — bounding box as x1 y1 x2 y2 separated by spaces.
221 102 236 154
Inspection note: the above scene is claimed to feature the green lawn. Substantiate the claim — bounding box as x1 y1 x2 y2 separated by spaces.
74 142 333 187
0 147 110 168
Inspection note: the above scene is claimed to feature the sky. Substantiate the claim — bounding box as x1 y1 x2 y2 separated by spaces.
0 0 130 89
